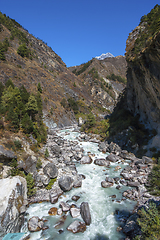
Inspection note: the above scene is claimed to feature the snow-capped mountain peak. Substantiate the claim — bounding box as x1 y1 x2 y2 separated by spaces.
95 52 114 60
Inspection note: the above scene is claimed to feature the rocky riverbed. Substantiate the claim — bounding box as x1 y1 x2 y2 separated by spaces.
0 126 160 239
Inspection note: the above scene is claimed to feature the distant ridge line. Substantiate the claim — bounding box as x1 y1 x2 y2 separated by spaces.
95 52 114 60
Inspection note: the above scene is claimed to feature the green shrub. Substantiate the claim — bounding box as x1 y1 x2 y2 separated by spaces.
74 60 92 76
146 161 160 195
26 173 36 197
46 178 57 190
0 38 9 60
9 158 22 176
127 5 160 60
36 158 42 170
60 98 68 108
21 113 34 133
135 202 160 239
0 78 46 143
5 79 15 88
17 43 30 58
45 148 49 158
14 140 22 150
68 97 79 114
37 83 42 93
106 73 127 84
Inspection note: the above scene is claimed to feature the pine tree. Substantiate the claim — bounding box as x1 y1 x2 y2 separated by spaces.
37 83 42 93
21 113 34 133
25 94 38 120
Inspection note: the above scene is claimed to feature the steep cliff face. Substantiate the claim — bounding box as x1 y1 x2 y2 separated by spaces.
125 5 160 148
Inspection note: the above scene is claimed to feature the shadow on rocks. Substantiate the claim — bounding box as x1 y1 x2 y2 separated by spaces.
92 234 109 240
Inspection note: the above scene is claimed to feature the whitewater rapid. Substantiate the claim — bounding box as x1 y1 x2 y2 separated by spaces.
22 128 136 240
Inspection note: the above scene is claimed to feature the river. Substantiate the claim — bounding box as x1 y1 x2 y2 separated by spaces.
22 128 136 240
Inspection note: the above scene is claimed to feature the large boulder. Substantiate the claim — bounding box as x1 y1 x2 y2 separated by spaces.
80 202 91 225
94 158 110 167
98 142 107 152
106 142 121 153
59 202 70 212
123 213 141 238
73 175 82 188
17 155 37 174
80 156 92 164
70 207 80 218
50 144 61 157
43 163 58 179
67 220 86 233
29 189 50 203
101 181 113 188
106 154 120 162
0 176 27 238
142 156 153 164
49 186 63 204
28 216 44 232
58 176 74 192
0 145 17 163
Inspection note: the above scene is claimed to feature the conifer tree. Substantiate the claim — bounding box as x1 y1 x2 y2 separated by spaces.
25 94 38 120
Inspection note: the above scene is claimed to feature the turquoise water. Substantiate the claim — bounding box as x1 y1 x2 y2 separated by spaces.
22 128 136 240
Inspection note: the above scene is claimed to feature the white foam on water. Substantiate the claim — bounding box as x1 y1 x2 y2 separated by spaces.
23 128 136 240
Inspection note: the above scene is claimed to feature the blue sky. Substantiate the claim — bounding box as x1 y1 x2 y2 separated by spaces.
0 0 159 67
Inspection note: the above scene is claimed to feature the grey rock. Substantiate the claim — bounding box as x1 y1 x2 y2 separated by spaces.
59 201 70 212
70 207 80 218
106 153 120 162
120 172 133 180
120 179 128 186
28 216 44 232
101 181 114 188
49 186 63 204
58 175 74 192
34 173 44 188
119 150 137 161
80 202 91 225
40 174 50 186
29 189 50 203
57 208 63 215
67 220 86 233
127 181 140 187
80 156 92 164
18 155 37 174
123 213 141 237
72 195 80 201
114 177 120 183
73 176 82 188
116 185 122 190
94 158 110 167
0 176 27 236
50 144 62 157
43 163 58 179
142 156 153 164
98 142 107 152
105 177 114 183
106 142 121 153
0 145 17 162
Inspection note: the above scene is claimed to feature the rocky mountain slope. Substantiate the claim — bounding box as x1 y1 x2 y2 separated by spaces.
0 13 127 128
69 56 127 111
125 4 160 151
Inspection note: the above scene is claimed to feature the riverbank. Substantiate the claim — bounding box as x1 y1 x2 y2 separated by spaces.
0 126 160 240
25 127 160 239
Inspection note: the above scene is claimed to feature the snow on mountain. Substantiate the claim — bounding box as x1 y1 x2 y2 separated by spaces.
95 52 114 60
